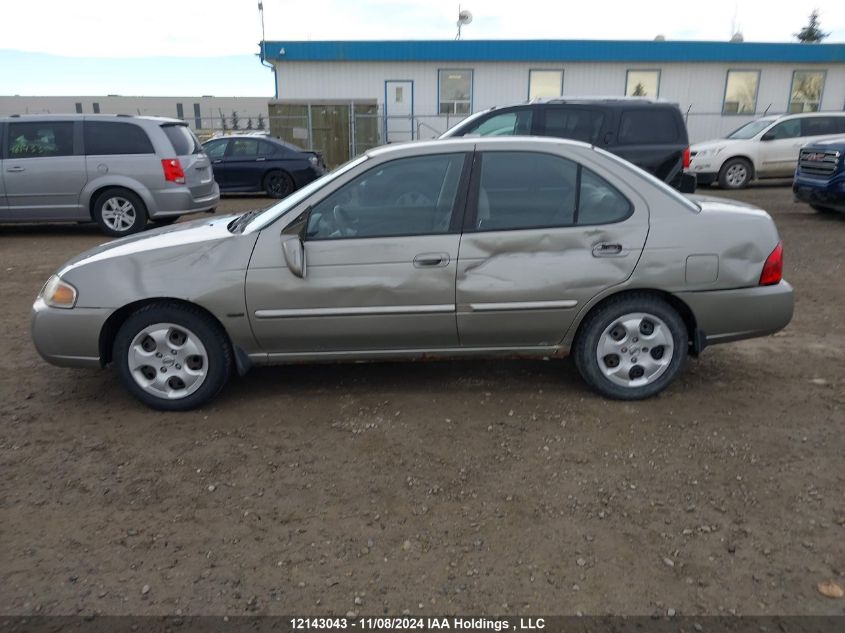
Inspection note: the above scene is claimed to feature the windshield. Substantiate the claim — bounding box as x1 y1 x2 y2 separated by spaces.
592 146 700 213
440 109 494 138
726 119 775 140
241 154 369 233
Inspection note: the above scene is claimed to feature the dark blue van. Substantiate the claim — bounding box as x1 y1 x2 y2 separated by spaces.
793 137 845 213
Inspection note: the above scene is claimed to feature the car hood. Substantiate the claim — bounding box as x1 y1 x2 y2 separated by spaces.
801 135 845 149
59 214 240 274
691 138 743 152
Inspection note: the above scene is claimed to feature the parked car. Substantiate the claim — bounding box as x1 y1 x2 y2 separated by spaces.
32 137 793 411
440 98 697 193
202 134 325 198
793 136 845 213
0 114 219 236
688 112 845 189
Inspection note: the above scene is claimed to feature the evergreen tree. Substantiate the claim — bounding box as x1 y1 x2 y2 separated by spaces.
231 110 240 130
246 118 254 130
257 113 266 130
795 9 829 42
632 83 646 96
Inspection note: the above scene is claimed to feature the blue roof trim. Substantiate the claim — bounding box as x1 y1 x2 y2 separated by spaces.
261 40 845 64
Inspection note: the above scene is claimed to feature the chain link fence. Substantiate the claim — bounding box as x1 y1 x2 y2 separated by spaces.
185 106 837 167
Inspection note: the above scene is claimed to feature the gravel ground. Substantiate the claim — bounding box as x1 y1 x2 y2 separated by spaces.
1 185 844 617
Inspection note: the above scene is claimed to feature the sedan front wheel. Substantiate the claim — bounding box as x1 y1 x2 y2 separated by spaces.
112 303 233 411
574 294 688 400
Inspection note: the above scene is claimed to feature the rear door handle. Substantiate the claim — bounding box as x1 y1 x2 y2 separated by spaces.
413 252 450 268
592 242 624 257
6 166 24 172
212 159 222 164
256 157 266 162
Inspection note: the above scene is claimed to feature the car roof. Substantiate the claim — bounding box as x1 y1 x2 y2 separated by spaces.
775 111 845 121
0 113 183 124
367 135 593 159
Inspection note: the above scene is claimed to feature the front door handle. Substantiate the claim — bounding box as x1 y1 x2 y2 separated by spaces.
212 159 222 164
256 157 266 162
413 252 450 268
6 166 24 172
592 242 624 257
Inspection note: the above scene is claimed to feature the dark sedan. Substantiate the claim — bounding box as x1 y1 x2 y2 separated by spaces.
202 134 325 198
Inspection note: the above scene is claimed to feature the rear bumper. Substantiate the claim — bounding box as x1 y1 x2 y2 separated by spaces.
148 183 220 218
676 281 794 346
31 298 109 368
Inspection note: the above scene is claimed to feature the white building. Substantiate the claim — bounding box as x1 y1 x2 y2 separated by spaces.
0 95 269 134
261 39 845 144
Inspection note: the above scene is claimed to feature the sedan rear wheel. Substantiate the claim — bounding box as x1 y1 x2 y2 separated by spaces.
263 170 295 199
113 303 232 411
574 294 688 400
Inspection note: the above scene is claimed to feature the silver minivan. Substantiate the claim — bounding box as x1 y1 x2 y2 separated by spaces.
0 114 219 236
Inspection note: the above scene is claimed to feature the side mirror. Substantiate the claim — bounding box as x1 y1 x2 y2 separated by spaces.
281 235 306 278
760 132 775 141
280 206 310 279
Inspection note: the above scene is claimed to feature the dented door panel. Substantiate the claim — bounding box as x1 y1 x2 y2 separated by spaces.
456 221 648 346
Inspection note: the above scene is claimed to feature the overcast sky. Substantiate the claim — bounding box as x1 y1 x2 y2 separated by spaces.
1 0 843 96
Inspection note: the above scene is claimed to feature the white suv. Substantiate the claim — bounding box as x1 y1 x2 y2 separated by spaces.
688 112 845 189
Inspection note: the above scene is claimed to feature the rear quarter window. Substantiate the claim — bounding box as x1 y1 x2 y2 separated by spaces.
162 124 201 155
84 121 154 155
617 109 682 145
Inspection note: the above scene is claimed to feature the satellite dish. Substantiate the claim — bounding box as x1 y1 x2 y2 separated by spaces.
458 9 473 25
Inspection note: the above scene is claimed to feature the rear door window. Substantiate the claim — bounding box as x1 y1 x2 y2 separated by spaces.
84 121 154 155
471 151 632 231
617 109 681 144
801 117 841 137
8 121 75 158
228 139 260 157
161 124 201 155
543 108 605 144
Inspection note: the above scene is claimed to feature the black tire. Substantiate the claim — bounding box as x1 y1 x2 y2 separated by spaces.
718 158 752 189
92 188 148 237
263 170 295 199
810 204 835 214
574 294 688 400
112 302 233 411
152 215 181 226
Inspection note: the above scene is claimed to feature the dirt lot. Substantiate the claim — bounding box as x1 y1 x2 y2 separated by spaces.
1 186 844 618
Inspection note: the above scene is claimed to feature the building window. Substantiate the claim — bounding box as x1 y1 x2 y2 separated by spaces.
193 103 202 129
176 102 184 120
528 70 563 100
438 69 472 115
92 102 101 114
625 70 660 97
722 70 760 114
75 102 83 113
789 70 825 113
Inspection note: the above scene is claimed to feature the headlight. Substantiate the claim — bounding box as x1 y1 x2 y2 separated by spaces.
696 146 726 157
39 275 78 309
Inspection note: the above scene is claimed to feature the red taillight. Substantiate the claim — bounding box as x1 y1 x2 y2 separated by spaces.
682 146 691 169
759 241 783 286
161 159 185 184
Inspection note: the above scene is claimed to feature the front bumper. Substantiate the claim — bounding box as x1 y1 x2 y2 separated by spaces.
685 168 717 186
676 281 794 346
793 179 845 212
31 298 111 368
